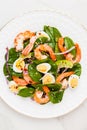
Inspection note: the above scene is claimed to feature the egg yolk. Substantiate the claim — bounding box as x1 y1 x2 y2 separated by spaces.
43 75 53 84
16 59 25 70
37 65 47 73
70 78 78 88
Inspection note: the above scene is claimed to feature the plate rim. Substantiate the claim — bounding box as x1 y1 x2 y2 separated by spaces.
0 9 87 118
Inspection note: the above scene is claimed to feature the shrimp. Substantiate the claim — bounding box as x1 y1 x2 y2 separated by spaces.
58 37 67 54
58 38 81 63
34 44 56 61
66 43 81 63
56 71 74 83
23 70 36 84
14 31 35 51
12 76 28 86
12 71 36 85
22 36 37 56
34 86 50 104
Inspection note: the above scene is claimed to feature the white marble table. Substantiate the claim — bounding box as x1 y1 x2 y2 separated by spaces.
0 0 87 130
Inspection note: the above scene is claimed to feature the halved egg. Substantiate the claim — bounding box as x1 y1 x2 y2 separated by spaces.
68 74 79 88
36 31 50 41
13 58 25 73
36 63 51 74
42 73 55 84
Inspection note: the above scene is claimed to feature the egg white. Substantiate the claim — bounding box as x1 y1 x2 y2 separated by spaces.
68 74 79 88
36 31 50 41
13 58 25 73
36 63 51 74
42 73 55 84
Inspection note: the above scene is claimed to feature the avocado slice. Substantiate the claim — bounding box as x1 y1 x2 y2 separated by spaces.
55 60 73 69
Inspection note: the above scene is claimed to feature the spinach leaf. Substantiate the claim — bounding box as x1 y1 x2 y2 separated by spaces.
71 63 82 76
23 39 30 48
35 37 48 44
46 84 62 91
8 48 20 63
44 25 62 50
32 83 62 91
3 63 8 76
53 27 62 42
64 37 76 57
18 87 35 97
48 59 57 76
33 59 48 64
28 63 42 82
49 90 64 104
11 71 23 78
44 26 62 42
32 84 43 90
44 25 55 44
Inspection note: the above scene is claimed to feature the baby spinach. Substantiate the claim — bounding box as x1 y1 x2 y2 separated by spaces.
49 90 64 104
23 39 30 48
64 37 76 57
44 25 62 43
46 84 62 91
32 84 43 90
8 48 21 63
71 63 82 76
33 59 48 64
28 63 42 82
44 25 62 50
18 87 35 97
3 63 9 76
32 83 62 91
48 59 57 76
35 37 48 44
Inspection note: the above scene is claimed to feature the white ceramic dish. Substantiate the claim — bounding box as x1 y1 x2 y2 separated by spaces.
0 10 87 118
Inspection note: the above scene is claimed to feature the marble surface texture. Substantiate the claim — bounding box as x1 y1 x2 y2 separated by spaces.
0 0 87 130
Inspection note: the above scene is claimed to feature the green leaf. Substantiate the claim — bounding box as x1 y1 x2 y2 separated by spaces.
3 63 8 76
33 58 49 64
28 63 42 82
23 39 30 48
44 25 62 50
8 48 21 63
64 37 76 57
53 27 62 42
32 83 62 91
48 59 57 76
32 84 43 90
46 84 62 91
11 71 23 78
35 37 48 44
44 25 55 44
71 63 82 76
18 88 35 97
49 90 64 104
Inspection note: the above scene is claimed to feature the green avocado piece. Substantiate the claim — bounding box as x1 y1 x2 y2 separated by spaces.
55 60 73 68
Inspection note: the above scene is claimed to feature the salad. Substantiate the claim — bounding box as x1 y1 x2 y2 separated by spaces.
3 25 82 104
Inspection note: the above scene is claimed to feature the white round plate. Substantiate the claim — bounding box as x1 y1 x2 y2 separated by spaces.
0 10 87 118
